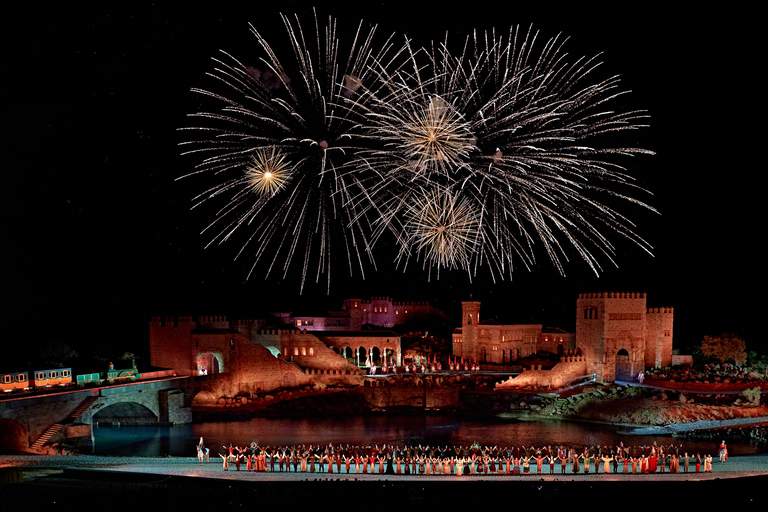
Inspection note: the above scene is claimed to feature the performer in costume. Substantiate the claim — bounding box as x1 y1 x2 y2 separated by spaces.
718 441 728 463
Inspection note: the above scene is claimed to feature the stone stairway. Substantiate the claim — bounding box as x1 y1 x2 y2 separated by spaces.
30 423 65 452
30 395 98 452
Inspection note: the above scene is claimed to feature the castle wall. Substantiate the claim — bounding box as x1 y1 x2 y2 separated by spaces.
646 308 674 368
148 316 197 374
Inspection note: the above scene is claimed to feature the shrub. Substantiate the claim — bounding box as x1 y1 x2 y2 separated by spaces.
741 387 762 407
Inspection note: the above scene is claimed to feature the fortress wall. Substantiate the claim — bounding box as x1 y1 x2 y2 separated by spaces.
148 316 197 374
496 358 588 389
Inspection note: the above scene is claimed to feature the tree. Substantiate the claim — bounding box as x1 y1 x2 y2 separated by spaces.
701 334 747 364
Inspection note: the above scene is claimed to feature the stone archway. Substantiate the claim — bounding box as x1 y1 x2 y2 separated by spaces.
341 346 354 364
196 353 222 375
357 347 367 366
384 348 395 366
191 390 218 406
615 349 632 381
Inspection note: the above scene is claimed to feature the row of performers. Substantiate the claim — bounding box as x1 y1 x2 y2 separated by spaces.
205 442 721 475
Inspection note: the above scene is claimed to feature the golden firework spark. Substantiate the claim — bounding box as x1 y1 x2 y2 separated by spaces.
245 147 292 196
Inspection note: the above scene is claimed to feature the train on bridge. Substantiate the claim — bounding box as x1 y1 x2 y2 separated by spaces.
1 361 141 393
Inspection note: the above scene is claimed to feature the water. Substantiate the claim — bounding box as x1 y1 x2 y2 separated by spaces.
92 414 767 458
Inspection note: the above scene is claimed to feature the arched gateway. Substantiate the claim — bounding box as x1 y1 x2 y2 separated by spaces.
615 349 632 381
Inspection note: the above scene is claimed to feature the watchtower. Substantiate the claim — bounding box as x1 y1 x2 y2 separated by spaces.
458 301 482 360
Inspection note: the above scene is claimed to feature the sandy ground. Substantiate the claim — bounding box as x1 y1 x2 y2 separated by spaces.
2 452 766 482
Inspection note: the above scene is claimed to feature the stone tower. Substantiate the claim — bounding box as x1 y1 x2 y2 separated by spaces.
576 292 673 383
459 301 482 360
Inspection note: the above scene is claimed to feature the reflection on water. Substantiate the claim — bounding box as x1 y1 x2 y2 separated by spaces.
92 415 766 458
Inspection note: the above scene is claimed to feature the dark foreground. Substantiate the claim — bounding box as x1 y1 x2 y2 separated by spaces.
1 471 766 509
2 463 767 509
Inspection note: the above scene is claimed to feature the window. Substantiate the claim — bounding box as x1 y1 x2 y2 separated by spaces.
3 375 10 384
309 347 314 356
584 307 599 319
294 348 299 356
297 320 302 326
302 347 307 356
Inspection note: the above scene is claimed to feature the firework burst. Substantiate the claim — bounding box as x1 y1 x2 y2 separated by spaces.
351 25 655 280
180 16 654 288
398 187 481 277
179 11 404 291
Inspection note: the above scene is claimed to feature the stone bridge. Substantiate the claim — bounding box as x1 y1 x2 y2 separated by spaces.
0 375 225 453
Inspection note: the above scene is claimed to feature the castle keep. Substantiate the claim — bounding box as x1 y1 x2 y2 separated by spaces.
576 292 673 382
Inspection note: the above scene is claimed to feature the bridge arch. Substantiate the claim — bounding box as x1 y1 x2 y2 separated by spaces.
0 418 28 451
92 402 159 426
190 389 218 406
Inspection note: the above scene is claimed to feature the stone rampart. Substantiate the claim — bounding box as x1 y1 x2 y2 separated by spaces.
496 357 588 389
363 386 459 409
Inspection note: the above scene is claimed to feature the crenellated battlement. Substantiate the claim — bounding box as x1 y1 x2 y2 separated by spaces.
149 316 194 327
256 328 307 335
198 315 228 324
231 318 267 326
578 292 646 299
647 307 674 314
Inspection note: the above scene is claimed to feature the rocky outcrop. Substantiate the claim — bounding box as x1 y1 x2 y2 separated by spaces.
522 384 768 427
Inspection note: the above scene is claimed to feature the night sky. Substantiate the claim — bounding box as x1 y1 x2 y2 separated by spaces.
9 2 764 363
